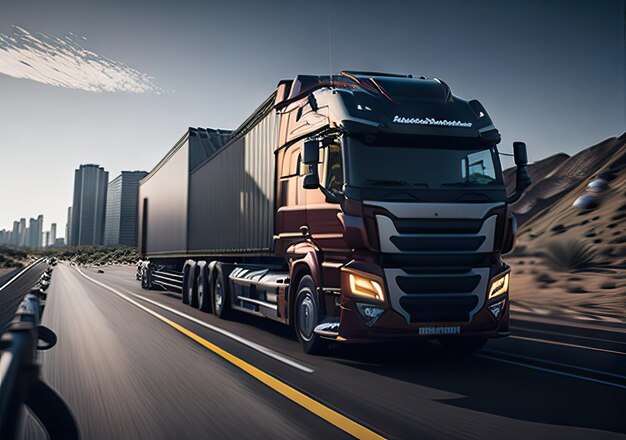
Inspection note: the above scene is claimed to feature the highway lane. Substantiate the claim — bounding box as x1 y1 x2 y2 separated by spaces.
35 263 626 439
36 263 347 439
0 260 46 333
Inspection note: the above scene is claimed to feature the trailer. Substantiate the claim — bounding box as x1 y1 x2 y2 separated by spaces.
138 71 531 354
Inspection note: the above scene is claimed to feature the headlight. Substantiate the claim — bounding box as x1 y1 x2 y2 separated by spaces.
488 272 510 299
347 272 385 302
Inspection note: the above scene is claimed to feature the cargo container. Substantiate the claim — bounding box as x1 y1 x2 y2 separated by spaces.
138 71 531 354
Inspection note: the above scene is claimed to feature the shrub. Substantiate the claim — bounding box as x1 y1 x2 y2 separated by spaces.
540 238 598 272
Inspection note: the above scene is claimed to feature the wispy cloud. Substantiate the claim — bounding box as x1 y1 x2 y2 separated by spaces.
0 26 161 93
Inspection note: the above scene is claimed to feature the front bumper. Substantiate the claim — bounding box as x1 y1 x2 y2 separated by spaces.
318 285 510 343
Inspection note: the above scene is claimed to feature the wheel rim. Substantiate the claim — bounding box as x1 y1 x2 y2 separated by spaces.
215 280 223 312
198 281 204 305
297 294 316 341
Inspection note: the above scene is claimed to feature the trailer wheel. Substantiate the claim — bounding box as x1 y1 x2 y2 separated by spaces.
182 261 198 306
440 337 487 355
141 265 153 290
211 267 230 319
294 275 328 355
196 261 212 313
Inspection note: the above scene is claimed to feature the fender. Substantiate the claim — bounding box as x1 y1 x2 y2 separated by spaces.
286 242 323 324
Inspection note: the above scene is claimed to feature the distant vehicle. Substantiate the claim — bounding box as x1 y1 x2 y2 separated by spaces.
138 71 531 354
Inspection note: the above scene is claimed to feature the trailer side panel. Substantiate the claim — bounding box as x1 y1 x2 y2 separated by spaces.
139 141 189 256
188 113 277 254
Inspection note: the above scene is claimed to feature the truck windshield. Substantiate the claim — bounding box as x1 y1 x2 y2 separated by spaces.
346 140 503 189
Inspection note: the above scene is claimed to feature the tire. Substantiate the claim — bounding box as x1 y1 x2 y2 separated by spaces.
196 261 212 313
440 337 488 355
294 275 328 355
141 265 152 290
211 266 230 319
182 261 198 306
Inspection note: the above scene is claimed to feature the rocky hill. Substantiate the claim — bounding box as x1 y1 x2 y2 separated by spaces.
504 132 626 323
505 134 626 225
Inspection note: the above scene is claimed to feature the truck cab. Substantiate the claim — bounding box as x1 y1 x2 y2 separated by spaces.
273 72 531 353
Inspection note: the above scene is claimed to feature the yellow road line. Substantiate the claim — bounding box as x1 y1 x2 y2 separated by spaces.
76 267 385 440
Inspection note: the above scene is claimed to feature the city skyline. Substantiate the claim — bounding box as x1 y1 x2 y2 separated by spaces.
0 213 55 248
0 0 624 231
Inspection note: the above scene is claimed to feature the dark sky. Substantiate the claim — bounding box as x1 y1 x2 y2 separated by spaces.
0 0 624 232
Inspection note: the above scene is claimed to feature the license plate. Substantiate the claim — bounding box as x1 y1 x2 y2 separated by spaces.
418 325 461 336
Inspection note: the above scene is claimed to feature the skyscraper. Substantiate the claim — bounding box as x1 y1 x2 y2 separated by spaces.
18 218 26 247
27 215 43 248
70 164 109 246
104 171 147 247
50 223 57 247
65 206 72 246
11 221 19 246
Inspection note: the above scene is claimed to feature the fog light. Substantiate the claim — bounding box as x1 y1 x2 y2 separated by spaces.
356 303 385 327
488 299 506 319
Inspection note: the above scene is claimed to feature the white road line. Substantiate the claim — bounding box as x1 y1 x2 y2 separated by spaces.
481 349 626 381
511 326 626 347
0 258 43 293
476 354 626 390
76 268 314 374
510 335 625 356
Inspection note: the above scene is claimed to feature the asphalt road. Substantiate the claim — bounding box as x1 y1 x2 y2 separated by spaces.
0 261 46 333
25 263 626 439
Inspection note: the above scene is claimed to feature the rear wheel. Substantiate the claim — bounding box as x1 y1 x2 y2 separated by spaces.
141 265 153 290
182 261 197 306
294 275 328 355
197 261 212 312
211 266 230 319
440 337 487 355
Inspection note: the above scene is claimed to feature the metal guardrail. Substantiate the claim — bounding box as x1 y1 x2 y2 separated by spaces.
0 261 80 439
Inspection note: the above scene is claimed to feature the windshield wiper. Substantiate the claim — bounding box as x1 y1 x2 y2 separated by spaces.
442 180 495 187
364 179 429 188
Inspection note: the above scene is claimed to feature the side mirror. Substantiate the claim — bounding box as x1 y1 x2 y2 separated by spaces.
303 172 320 189
507 142 532 204
303 140 319 165
302 139 320 190
513 141 528 166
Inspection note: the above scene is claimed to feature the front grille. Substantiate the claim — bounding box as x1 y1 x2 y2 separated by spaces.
380 253 492 270
390 235 485 252
366 202 502 325
396 273 481 294
393 218 484 234
399 296 479 323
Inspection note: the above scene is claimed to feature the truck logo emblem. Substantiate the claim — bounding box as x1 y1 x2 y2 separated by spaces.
393 115 472 128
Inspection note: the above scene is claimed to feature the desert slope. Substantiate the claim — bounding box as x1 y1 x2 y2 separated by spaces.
505 132 626 323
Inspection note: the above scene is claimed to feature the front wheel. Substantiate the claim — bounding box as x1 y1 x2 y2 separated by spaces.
294 275 328 355
440 336 487 355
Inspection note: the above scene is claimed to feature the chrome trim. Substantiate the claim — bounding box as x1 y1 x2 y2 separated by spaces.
237 296 278 310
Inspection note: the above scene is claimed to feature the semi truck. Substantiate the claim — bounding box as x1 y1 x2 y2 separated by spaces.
138 71 531 354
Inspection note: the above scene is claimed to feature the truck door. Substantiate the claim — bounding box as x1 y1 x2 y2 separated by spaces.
305 141 349 263
275 142 307 254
